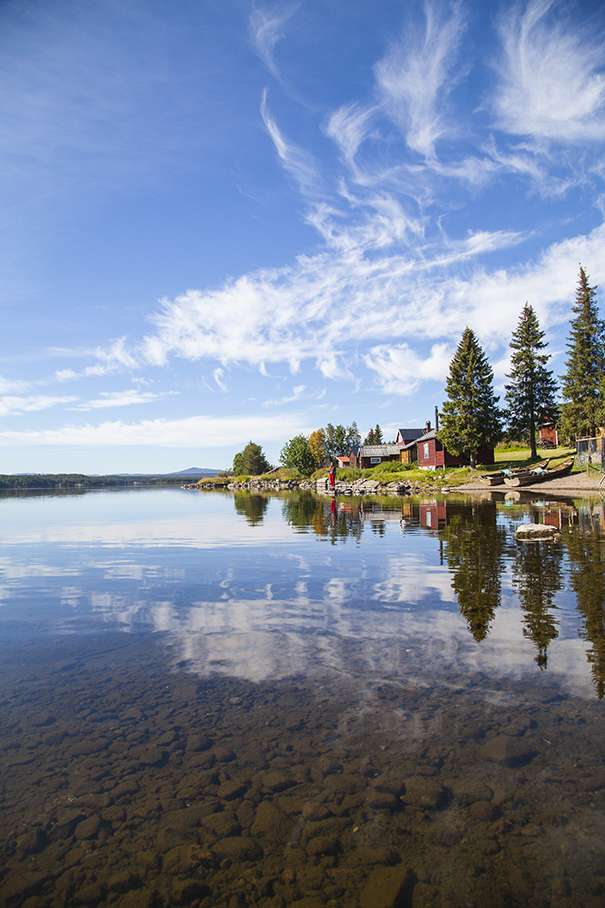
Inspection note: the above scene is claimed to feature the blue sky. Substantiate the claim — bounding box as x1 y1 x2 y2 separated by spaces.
1 0 604 473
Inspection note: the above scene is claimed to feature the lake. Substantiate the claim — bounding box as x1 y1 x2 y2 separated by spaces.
1 486 604 908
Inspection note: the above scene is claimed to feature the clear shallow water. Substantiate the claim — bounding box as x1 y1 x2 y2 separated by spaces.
0 487 604 908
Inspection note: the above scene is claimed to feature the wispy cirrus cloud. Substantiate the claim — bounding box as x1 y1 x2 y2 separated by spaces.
260 90 322 195
249 3 300 77
262 384 318 407
134 217 547 379
374 0 467 159
494 0 605 142
68 389 179 412
34 1 605 410
0 394 77 417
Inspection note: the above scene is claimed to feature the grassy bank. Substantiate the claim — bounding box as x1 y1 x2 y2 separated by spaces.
195 446 579 491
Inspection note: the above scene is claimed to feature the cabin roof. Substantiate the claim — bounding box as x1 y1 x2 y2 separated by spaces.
359 444 402 456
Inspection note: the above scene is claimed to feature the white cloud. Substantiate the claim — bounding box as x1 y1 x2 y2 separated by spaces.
364 342 454 396
134 220 605 383
212 368 228 392
16 1 605 412
0 412 309 448
494 0 605 142
0 376 31 394
0 394 77 417
374 1 467 159
325 102 379 175
249 4 299 77
261 89 321 195
69 389 179 411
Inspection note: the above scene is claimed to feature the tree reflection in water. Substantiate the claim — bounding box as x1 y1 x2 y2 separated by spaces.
565 530 605 699
282 492 365 544
512 540 563 669
233 492 269 526
281 490 605 691
441 501 507 641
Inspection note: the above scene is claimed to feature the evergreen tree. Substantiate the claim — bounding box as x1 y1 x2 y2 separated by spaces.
504 303 559 458
560 266 605 440
437 328 503 468
364 424 383 445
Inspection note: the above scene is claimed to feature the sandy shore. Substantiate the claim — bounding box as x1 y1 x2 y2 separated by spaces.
457 471 605 495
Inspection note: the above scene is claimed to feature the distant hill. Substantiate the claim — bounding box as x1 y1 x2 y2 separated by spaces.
115 467 221 477
164 467 221 478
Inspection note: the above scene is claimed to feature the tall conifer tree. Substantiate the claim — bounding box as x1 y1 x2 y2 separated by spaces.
560 267 605 440
504 303 559 458
438 327 502 468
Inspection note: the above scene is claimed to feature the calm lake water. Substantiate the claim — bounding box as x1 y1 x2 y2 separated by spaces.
1 487 604 908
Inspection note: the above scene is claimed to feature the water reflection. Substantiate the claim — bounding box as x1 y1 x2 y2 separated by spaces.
1 488 605 908
513 541 563 669
440 501 507 642
233 492 269 526
566 530 605 699
1 490 605 699
282 491 364 543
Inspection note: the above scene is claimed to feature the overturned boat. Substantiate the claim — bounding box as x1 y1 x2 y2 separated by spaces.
503 457 575 487
479 459 550 487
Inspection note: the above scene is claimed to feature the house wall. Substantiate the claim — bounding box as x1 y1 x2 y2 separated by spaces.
417 439 494 469
419 501 447 530
359 453 400 469
540 425 559 446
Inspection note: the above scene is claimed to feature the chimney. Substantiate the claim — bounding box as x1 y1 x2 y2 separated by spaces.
435 406 439 431
425 420 431 433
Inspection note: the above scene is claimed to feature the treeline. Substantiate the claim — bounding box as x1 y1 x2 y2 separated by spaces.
438 265 604 465
0 474 189 490
234 266 603 476
232 425 366 477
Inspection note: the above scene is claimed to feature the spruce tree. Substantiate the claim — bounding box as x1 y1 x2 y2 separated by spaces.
363 424 383 445
560 266 605 440
504 303 559 458
438 327 502 467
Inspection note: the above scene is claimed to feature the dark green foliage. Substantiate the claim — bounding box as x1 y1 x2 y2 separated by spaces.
566 532 605 699
279 434 316 476
232 441 270 476
233 493 269 525
441 503 507 641
513 540 563 669
0 473 187 489
560 266 605 440
437 328 503 467
324 422 361 459
364 424 383 445
504 303 559 459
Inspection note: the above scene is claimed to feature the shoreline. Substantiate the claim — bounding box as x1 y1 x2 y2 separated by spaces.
456 471 605 496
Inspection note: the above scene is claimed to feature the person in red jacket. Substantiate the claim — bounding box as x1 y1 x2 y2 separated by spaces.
329 461 336 493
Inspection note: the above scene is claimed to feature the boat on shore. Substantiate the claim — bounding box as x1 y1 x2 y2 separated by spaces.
503 457 575 487
479 460 550 487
